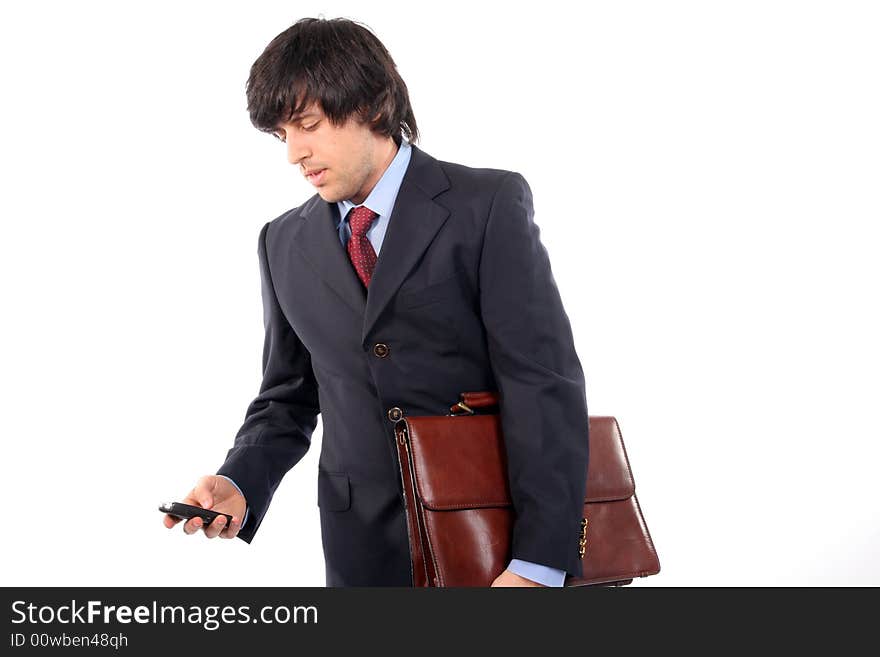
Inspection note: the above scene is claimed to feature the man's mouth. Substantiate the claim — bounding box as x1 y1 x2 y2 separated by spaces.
305 168 327 185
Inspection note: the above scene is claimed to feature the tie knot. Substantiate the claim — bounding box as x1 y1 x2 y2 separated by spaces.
348 206 379 238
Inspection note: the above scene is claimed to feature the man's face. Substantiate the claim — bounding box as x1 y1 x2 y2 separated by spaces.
273 102 397 205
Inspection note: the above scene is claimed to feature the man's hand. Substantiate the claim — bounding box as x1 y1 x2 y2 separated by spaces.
162 475 247 539
490 569 547 587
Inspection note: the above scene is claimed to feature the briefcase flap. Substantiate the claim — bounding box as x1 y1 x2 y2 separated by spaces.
584 416 636 503
403 414 635 511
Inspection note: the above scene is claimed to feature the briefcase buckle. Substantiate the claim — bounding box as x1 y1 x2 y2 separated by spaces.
449 401 474 416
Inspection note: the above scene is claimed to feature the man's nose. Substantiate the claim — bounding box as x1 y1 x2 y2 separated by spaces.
286 137 310 166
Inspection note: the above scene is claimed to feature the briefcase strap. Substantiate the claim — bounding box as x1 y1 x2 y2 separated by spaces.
449 390 500 415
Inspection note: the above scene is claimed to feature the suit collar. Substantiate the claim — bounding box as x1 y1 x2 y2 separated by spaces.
335 138 412 226
289 143 451 346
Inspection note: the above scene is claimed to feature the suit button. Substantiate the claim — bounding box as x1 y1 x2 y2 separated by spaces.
373 343 390 358
387 407 403 421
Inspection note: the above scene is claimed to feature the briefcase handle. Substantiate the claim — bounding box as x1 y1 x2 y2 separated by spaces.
449 390 499 415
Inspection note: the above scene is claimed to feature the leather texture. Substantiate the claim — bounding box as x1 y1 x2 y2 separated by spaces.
395 391 661 587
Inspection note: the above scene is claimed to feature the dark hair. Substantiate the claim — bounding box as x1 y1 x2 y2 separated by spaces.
246 17 419 144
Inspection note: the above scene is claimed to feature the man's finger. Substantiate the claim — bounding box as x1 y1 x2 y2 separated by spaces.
204 515 226 539
181 493 204 508
221 518 241 539
183 517 203 535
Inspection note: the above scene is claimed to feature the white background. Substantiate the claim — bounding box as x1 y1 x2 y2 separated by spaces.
1 1 877 587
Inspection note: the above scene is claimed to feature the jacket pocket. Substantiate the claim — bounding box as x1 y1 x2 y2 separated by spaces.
317 470 351 512
398 273 463 309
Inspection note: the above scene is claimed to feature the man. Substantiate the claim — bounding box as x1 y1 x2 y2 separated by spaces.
163 17 590 587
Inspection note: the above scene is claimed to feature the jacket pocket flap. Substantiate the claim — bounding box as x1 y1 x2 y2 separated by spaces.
317 471 351 511
398 274 462 309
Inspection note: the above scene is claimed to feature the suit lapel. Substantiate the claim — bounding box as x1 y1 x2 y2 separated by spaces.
290 196 367 317
290 143 451 345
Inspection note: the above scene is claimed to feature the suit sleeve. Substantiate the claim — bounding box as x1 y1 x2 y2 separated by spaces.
216 221 320 543
478 172 589 577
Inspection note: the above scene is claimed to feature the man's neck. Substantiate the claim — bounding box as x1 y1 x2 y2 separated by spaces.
350 138 399 205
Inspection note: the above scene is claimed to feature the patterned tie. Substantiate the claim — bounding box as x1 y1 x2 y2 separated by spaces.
346 205 380 288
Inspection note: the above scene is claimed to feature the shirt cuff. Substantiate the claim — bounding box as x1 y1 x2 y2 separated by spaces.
217 475 249 526
506 559 566 587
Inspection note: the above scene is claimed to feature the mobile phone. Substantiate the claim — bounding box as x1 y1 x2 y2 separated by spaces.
159 501 233 526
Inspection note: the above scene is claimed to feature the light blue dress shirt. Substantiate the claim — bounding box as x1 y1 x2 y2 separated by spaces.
220 138 566 587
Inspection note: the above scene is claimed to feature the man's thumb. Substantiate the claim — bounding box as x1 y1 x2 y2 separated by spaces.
201 494 213 509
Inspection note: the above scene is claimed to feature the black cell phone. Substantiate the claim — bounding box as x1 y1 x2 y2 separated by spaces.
159 501 233 526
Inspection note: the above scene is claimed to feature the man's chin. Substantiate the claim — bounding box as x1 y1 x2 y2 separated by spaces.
316 189 340 203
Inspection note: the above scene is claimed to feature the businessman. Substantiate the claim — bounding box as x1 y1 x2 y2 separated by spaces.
163 17 590 587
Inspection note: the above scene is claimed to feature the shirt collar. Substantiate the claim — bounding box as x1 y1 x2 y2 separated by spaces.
336 138 412 226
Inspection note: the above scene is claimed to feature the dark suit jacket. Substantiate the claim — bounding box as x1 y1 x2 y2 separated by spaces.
217 143 590 586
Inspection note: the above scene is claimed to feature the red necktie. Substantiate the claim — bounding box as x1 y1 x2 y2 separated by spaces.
346 206 380 288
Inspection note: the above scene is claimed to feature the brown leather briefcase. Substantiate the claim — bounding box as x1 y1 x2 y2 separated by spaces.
393 391 660 587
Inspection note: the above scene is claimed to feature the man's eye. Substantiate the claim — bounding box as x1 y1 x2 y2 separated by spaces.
273 121 317 141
